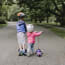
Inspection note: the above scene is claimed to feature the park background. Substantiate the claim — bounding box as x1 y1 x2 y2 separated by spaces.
0 0 65 65
0 0 65 38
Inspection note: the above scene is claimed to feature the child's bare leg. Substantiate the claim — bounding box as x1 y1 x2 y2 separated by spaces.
19 44 23 51
22 44 25 52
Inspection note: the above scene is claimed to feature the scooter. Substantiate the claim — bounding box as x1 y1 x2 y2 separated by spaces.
35 36 43 57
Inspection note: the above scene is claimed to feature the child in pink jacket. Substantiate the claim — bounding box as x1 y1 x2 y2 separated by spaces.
27 24 43 56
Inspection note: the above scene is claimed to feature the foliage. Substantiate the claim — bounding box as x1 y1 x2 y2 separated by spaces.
50 27 65 38
48 0 65 26
0 17 6 24
0 0 65 26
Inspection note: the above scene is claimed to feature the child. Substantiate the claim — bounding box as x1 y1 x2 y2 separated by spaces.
27 24 43 56
16 12 27 55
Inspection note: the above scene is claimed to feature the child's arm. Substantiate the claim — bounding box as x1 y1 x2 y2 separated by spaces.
24 23 27 32
34 31 43 36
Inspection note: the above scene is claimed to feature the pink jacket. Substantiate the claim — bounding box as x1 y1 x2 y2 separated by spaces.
27 32 42 44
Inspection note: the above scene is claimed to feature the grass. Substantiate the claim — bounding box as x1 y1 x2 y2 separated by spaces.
50 27 65 39
0 24 7 28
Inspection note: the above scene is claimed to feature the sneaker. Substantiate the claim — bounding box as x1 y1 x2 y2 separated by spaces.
23 52 27 56
21 50 27 56
19 51 23 56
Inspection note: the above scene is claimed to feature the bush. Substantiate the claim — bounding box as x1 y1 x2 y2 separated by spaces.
0 17 6 24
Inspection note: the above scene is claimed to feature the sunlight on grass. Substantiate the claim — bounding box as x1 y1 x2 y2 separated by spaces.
0 24 7 28
50 27 65 38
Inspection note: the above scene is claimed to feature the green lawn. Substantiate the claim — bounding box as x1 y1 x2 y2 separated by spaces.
0 24 7 28
50 27 65 39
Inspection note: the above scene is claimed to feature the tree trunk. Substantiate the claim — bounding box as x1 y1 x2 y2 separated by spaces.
39 19 42 23
30 18 33 22
60 21 65 26
59 17 65 26
40 20 42 23
47 16 49 23
35 19 37 23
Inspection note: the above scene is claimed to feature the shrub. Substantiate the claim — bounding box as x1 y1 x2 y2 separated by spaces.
0 17 6 24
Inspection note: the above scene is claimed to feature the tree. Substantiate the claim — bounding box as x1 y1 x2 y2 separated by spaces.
17 0 46 23
0 0 7 24
48 0 65 26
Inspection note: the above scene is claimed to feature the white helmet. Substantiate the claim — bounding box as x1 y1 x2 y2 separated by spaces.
27 24 34 32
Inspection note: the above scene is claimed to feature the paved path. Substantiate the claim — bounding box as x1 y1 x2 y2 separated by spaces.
0 22 65 65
